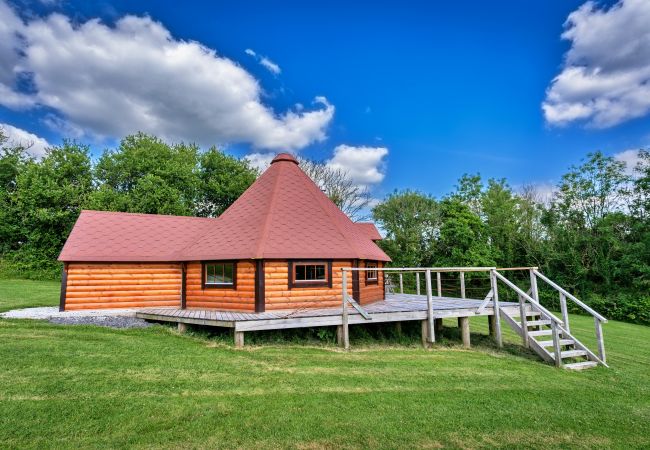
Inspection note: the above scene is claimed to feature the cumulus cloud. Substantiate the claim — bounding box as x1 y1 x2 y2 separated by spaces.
326 145 389 187
0 3 332 150
1 123 50 157
543 0 650 128
615 148 645 175
244 152 275 172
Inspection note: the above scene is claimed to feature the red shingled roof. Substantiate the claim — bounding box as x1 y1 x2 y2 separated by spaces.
356 222 383 241
59 153 391 262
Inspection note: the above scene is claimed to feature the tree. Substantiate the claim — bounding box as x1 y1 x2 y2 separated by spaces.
372 190 438 267
196 148 257 217
299 158 372 221
0 131 31 255
88 133 200 215
10 141 93 276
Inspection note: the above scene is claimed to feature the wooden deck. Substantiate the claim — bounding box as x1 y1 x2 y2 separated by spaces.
136 293 521 333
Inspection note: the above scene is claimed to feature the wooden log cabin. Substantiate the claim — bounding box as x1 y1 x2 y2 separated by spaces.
58 153 391 311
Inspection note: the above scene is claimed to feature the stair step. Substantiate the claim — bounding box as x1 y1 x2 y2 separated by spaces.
564 361 598 371
528 330 553 337
538 339 574 347
514 319 551 327
550 350 587 359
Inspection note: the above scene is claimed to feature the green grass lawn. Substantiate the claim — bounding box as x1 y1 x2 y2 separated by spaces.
1 279 649 449
0 278 60 312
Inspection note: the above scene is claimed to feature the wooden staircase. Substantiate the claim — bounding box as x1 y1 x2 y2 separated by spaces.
492 269 608 370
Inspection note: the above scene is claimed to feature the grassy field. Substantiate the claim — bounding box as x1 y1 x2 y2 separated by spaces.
1 279 649 449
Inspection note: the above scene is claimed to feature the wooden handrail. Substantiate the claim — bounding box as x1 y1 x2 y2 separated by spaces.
533 270 608 323
342 267 495 273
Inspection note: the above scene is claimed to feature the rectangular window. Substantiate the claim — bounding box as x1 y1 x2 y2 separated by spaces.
203 262 236 289
366 262 378 284
289 261 331 288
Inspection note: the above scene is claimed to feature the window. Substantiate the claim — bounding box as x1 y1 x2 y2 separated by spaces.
203 262 236 289
366 262 378 284
289 261 332 288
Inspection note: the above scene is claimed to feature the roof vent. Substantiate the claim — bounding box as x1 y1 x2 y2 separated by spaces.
271 153 299 165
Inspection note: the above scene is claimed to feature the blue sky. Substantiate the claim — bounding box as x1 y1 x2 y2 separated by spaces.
1 0 648 200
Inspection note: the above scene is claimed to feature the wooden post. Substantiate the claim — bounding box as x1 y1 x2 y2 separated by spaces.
488 314 496 338
425 269 435 344
336 325 344 346
529 269 539 303
560 293 570 332
178 322 187 334
551 321 562 367
518 294 529 348
460 272 466 299
436 272 442 297
59 263 68 312
421 320 431 348
341 270 350 350
395 322 402 336
490 270 503 348
416 272 420 296
399 273 403 294
595 317 606 363
180 262 187 309
234 330 245 348
459 316 470 348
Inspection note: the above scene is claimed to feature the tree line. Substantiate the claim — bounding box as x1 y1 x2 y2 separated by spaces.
1 130 648 324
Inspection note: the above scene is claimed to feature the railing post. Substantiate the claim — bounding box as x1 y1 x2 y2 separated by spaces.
416 272 420 296
436 272 442 297
490 269 503 348
460 272 466 299
594 317 606 364
551 321 562 367
399 273 403 294
559 292 570 332
341 270 349 350
425 269 435 345
518 294 529 348
529 269 539 303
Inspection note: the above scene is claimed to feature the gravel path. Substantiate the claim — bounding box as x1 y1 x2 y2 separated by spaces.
1 307 153 328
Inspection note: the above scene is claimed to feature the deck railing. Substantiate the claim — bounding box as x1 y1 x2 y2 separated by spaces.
340 266 608 367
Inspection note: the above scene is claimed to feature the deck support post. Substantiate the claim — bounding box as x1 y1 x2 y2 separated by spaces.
399 273 403 294
436 272 442 297
459 316 470 348
551 321 562 367
341 270 350 350
595 318 606 364
488 314 496 337
336 325 344 346
177 322 187 334
460 272 466 299
395 321 402 337
421 320 432 348
416 272 420 296
425 269 435 345
490 269 503 348
234 330 245 348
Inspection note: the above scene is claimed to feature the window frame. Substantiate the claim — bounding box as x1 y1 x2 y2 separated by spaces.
365 261 379 285
288 260 332 289
201 261 237 290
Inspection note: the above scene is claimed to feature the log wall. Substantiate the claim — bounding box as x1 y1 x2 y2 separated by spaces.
264 260 353 310
358 261 385 305
64 263 182 310
185 261 255 310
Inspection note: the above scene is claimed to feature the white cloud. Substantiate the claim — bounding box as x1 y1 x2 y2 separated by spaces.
614 148 644 175
0 3 332 150
244 152 275 172
543 0 650 128
326 145 388 187
1 123 50 157
244 48 256 57
259 56 281 75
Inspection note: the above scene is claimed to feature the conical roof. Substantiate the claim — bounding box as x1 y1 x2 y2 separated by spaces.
179 153 390 261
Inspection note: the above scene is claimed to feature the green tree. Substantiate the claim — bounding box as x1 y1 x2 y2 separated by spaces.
372 190 438 267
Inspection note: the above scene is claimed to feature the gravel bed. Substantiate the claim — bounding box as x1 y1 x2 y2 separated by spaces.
48 316 153 328
1 306 153 328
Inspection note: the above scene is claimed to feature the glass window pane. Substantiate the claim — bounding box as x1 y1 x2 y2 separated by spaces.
205 263 234 284
315 265 325 280
296 265 306 280
223 263 233 283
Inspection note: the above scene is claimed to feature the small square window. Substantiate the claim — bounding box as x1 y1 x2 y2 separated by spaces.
203 262 236 288
366 262 378 284
290 261 331 288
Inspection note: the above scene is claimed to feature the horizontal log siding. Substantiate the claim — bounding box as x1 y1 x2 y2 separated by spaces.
185 261 255 311
65 263 182 310
359 261 385 305
264 260 353 310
